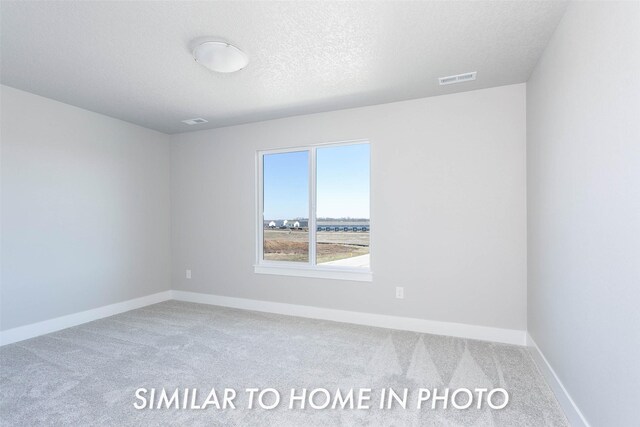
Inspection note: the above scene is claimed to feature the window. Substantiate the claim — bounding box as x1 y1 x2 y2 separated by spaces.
256 140 371 281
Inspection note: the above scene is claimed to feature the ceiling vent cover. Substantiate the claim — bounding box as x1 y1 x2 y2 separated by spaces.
181 118 208 125
439 72 477 85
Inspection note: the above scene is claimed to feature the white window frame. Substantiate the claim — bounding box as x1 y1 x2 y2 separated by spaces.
255 139 372 282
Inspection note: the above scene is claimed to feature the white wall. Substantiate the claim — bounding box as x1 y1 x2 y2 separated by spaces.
0 85 171 330
170 84 527 331
527 2 640 426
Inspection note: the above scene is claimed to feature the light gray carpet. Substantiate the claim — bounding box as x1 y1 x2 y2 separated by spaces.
0 300 567 426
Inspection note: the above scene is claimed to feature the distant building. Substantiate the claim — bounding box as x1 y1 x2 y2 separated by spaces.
263 219 310 229
265 219 368 231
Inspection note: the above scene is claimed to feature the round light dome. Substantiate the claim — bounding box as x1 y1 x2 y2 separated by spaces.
193 41 248 73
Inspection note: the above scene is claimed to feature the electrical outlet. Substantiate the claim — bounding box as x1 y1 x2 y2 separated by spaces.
395 287 404 299
186 269 192 279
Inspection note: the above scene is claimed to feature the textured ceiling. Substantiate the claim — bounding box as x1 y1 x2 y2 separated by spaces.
1 1 567 134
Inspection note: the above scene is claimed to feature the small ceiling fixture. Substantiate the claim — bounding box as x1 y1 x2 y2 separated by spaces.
193 41 249 73
181 118 208 125
439 72 477 85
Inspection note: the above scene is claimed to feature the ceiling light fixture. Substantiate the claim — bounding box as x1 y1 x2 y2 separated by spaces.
193 41 249 73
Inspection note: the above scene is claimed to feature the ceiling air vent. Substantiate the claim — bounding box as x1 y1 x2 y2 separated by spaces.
438 72 477 85
181 118 208 125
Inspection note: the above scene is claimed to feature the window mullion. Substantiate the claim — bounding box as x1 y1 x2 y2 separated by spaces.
257 152 264 265
309 147 317 266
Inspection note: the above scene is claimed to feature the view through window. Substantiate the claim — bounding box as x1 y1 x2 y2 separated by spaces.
262 150 309 262
261 142 370 269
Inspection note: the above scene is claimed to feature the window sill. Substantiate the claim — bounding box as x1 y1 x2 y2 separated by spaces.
254 264 372 282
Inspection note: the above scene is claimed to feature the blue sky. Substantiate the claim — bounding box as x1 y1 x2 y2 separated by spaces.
263 144 370 220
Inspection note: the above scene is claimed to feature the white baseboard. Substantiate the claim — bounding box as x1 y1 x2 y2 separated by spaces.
0 290 173 346
172 290 527 346
0 289 526 347
527 333 590 427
